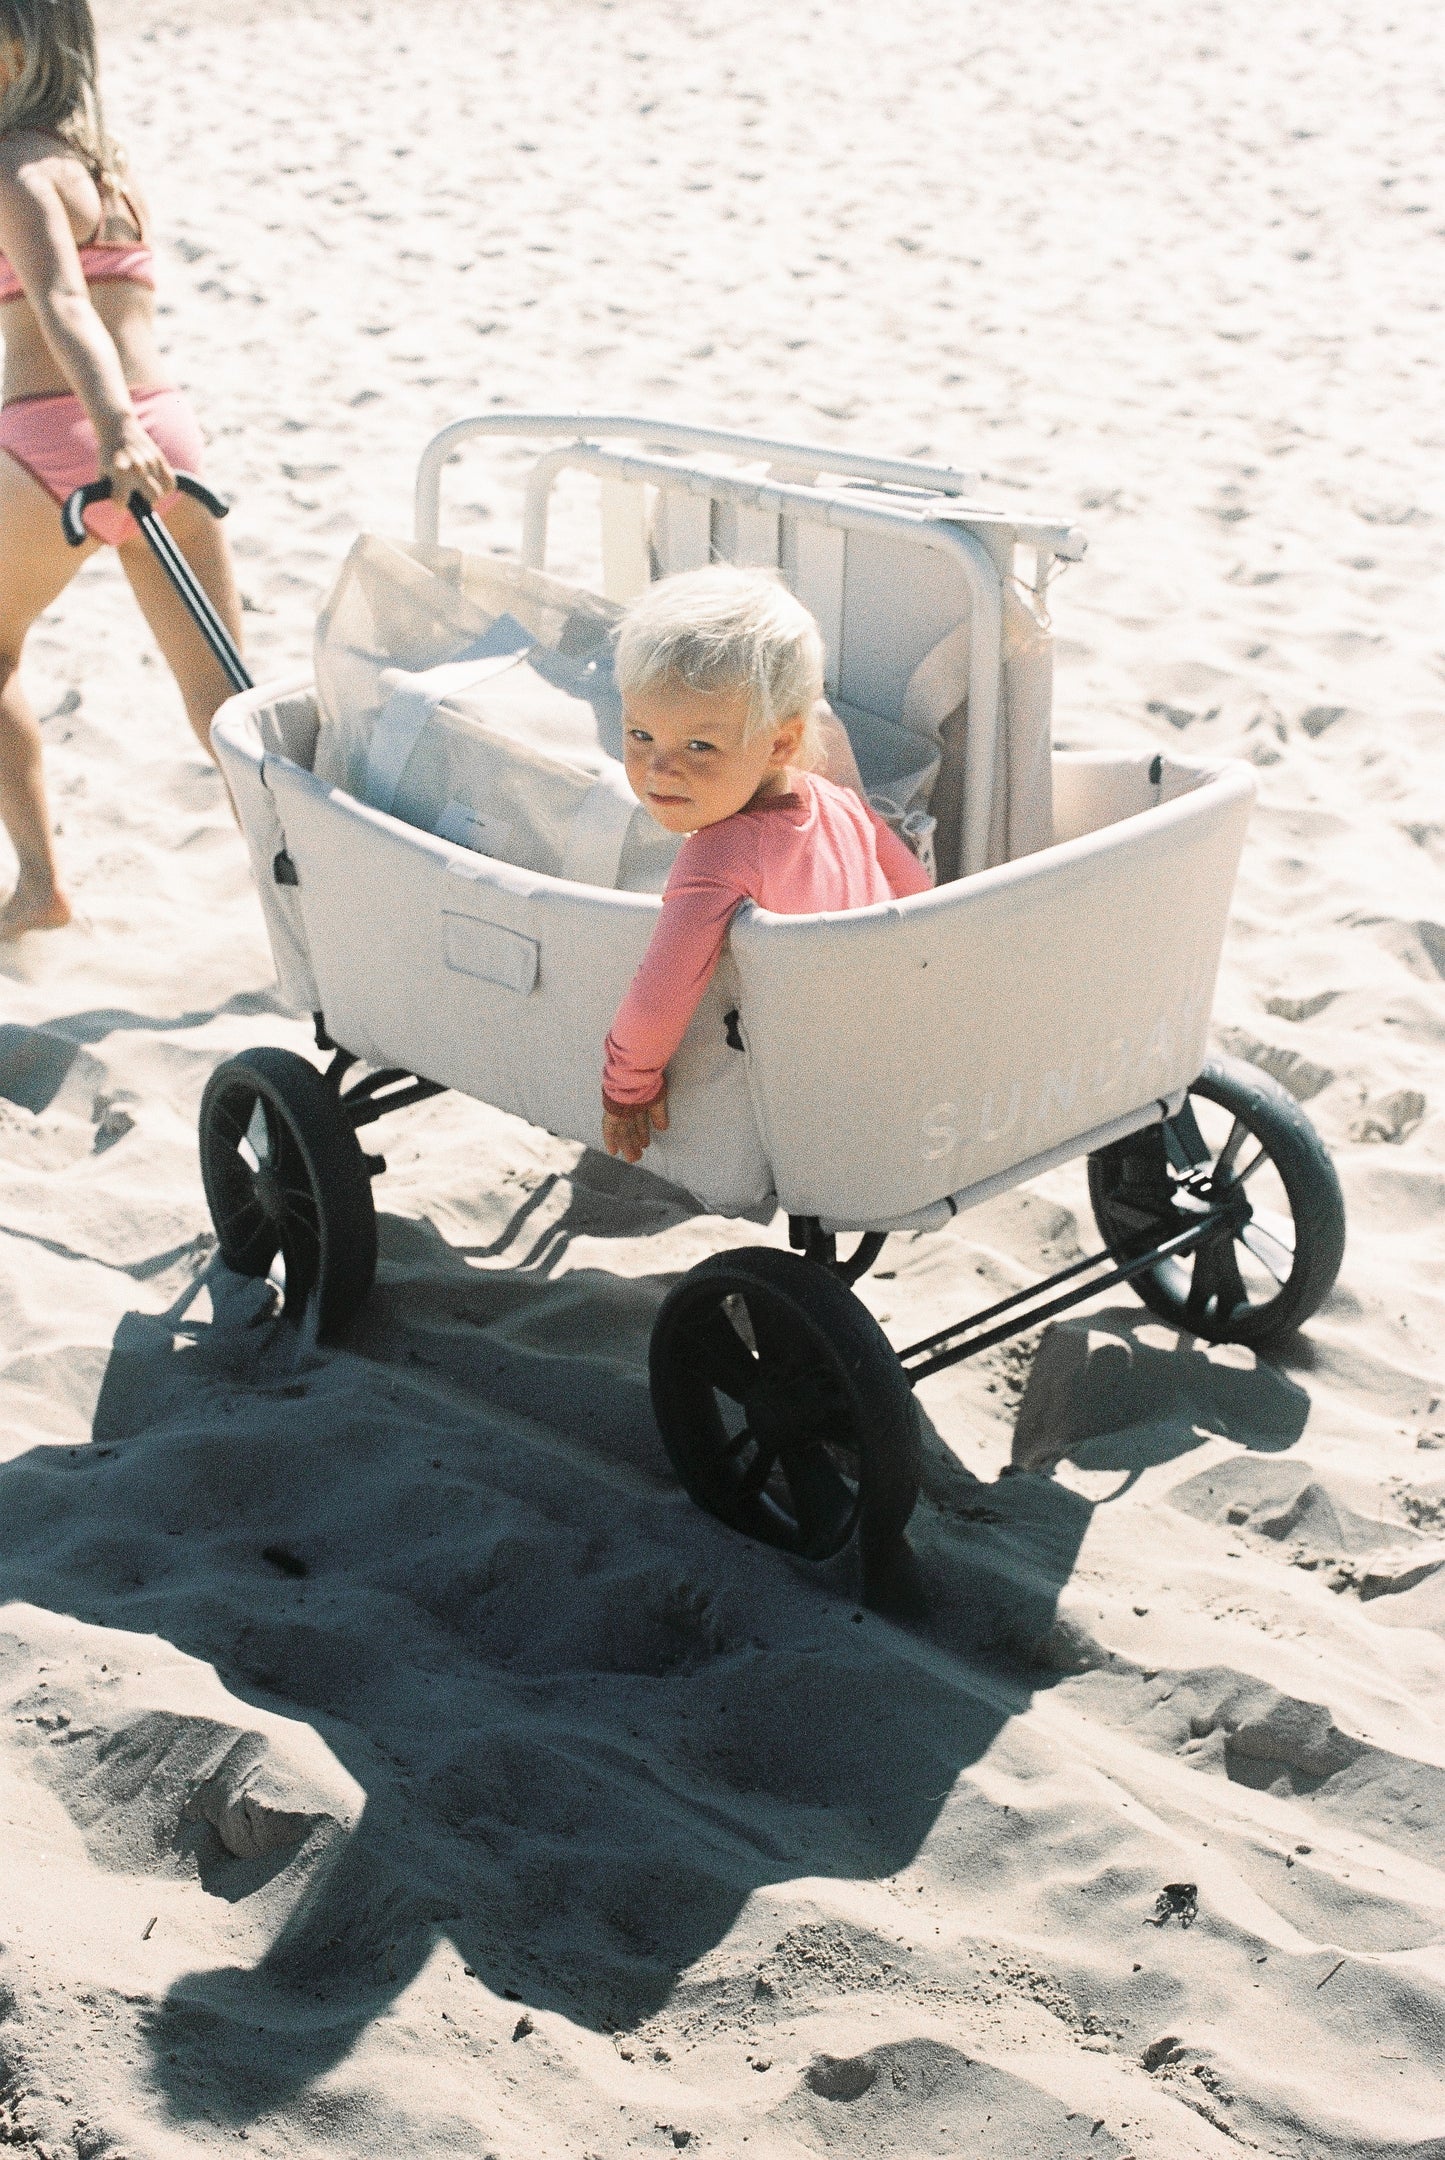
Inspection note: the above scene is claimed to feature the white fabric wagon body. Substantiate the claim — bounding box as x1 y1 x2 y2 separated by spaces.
212 416 1254 1234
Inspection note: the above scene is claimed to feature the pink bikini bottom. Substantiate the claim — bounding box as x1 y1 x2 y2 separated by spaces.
0 384 206 545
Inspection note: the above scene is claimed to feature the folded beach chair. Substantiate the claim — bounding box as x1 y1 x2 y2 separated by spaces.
194 415 1345 1561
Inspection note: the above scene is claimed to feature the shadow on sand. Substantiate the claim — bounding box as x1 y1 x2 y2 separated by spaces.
0 1175 1312 2130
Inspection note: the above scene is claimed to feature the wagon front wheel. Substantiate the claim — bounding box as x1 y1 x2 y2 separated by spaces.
198 1047 377 1340
649 1246 920 1560
1087 1054 1345 1350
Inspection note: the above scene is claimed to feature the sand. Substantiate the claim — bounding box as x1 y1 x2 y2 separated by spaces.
1 1 1444 2153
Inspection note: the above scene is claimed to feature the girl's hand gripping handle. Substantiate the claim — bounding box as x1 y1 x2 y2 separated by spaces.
62 475 251 697
61 469 230 547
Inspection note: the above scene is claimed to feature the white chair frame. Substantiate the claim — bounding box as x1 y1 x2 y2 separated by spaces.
411 413 1086 878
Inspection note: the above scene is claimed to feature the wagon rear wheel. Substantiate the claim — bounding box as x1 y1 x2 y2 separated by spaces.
1087 1054 1345 1350
199 1047 377 1341
649 1246 919 1560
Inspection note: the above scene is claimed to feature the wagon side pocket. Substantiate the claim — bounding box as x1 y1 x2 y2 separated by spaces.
441 913 540 994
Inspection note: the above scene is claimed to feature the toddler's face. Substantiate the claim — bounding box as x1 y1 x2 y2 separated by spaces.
622 680 801 835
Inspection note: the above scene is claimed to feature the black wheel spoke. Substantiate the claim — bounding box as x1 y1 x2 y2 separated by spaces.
743 1296 846 1440
1214 1115 1250 1179
1211 1235 1250 1317
210 1149 258 1204
1231 1143 1269 1187
256 1098 282 1171
774 1443 858 1554
1186 1230 1245 1327
1240 1210 1295 1284
202 1082 281 1278
214 1189 267 1236
740 1287 800 1373
682 1307 758 1403
278 1207 320 1310
738 1441 780 1498
210 1097 255 1157
1183 1247 1212 1330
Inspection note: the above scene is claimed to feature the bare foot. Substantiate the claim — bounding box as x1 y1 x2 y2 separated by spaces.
0 884 73 940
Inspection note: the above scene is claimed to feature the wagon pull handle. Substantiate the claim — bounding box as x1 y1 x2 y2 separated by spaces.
61 470 229 545
61 473 252 696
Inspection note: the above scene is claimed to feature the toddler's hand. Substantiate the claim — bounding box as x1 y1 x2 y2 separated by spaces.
603 1085 669 1165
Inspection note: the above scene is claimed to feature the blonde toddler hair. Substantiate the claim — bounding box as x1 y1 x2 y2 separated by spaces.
614 566 826 764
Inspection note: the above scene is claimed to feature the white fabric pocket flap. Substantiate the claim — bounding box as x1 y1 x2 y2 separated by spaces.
442 912 539 994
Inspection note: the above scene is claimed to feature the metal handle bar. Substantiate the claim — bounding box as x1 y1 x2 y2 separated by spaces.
61 472 252 696
414 411 986 550
414 413 1011 874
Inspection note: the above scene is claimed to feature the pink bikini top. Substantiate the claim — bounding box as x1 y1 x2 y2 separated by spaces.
0 182 155 306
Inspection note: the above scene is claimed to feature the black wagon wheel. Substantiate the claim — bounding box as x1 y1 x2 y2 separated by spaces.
649 1246 920 1561
1087 1053 1345 1351
198 1046 377 1341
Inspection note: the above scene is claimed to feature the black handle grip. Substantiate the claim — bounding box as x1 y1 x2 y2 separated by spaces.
60 469 251 694
62 469 231 547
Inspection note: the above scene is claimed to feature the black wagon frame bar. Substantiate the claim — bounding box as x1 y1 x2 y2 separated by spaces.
889 1212 1227 1381
785 1203 1229 1384
311 1015 1226 1385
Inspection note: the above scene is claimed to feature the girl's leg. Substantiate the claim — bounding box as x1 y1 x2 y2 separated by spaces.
116 492 245 756
0 452 97 938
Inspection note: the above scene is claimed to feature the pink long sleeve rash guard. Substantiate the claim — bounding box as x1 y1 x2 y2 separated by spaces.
602 772 932 1111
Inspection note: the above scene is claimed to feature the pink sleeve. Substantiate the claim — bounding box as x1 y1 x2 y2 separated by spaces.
869 807 934 896
602 831 752 1109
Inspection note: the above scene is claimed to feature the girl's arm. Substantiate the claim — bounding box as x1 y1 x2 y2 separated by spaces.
601 839 749 1157
0 149 173 506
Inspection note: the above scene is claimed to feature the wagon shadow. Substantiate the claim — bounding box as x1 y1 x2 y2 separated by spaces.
0 1219 1311 2134
1004 1304 1313 1491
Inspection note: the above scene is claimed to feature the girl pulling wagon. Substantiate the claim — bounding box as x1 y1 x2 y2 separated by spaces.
0 0 241 938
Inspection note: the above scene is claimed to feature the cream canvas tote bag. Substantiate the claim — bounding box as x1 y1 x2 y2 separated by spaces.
312 534 679 891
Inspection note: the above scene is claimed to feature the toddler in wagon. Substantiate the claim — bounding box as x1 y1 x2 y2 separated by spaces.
602 566 932 1163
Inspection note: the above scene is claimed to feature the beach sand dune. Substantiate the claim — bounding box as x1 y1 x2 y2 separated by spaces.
1 2 1443 2153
